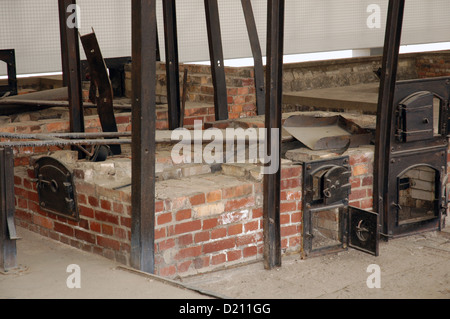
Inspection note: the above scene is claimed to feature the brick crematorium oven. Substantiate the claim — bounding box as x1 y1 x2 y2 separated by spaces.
1 49 449 278
0 0 448 279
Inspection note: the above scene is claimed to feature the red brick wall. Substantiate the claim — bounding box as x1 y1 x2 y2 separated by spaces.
13 147 377 279
0 114 131 167
7 108 378 279
127 62 258 121
14 167 133 264
416 54 450 78
0 108 217 166
347 147 374 210
13 160 304 278
153 163 302 277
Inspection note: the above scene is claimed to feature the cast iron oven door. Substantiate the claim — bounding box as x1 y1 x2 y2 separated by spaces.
396 91 435 142
302 156 380 257
34 157 79 221
348 207 379 256
383 77 450 238
302 157 351 257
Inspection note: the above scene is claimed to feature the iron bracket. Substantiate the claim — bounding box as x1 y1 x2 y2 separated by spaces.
0 49 18 98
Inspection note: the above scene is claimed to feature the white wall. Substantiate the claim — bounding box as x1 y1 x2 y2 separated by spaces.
0 0 132 75
1 0 450 76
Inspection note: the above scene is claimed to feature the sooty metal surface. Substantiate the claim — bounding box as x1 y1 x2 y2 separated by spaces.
349 206 379 256
383 77 450 238
302 156 351 257
0 49 17 98
301 156 380 257
34 157 78 221
284 115 373 151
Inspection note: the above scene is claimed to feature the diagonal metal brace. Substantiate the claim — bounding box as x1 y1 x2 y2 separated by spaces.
80 31 121 156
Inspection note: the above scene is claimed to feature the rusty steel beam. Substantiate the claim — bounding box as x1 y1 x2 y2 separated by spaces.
58 0 85 136
263 0 285 270
131 0 157 274
180 68 189 127
0 99 131 112
0 132 131 139
156 25 161 62
0 147 18 273
204 0 229 121
241 0 265 115
0 139 131 148
373 0 405 238
163 0 181 130
80 32 121 155
0 49 18 97
58 1 69 87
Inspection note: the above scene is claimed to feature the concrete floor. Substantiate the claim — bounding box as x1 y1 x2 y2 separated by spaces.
1 222 450 299
183 223 450 299
0 228 213 299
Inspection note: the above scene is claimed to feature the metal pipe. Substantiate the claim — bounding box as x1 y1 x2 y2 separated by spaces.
0 139 131 148
0 132 132 139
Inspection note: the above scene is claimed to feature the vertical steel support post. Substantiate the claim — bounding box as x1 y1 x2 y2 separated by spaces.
131 0 157 274
163 0 181 130
241 0 265 115
6 51 17 97
0 147 17 272
204 0 229 121
263 0 285 270
58 0 69 87
373 0 405 237
156 25 161 62
0 50 18 97
58 0 85 135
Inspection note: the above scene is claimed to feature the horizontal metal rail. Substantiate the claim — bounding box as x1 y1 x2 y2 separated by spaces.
0 99 132 111
0 136 131 148
0 131 131 148
0 132 132 140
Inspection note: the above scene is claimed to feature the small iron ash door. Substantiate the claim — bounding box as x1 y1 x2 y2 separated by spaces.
34 157 78 221
348 207 379 256
302 156 380 258
302 156 351 257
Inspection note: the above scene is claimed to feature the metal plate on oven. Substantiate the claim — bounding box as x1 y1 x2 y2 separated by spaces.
349 206 379 256
302 156 351 257
284 115 372 151
34 157 78 221
323 165 352 205
303 156 351 206
397 91 434 142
